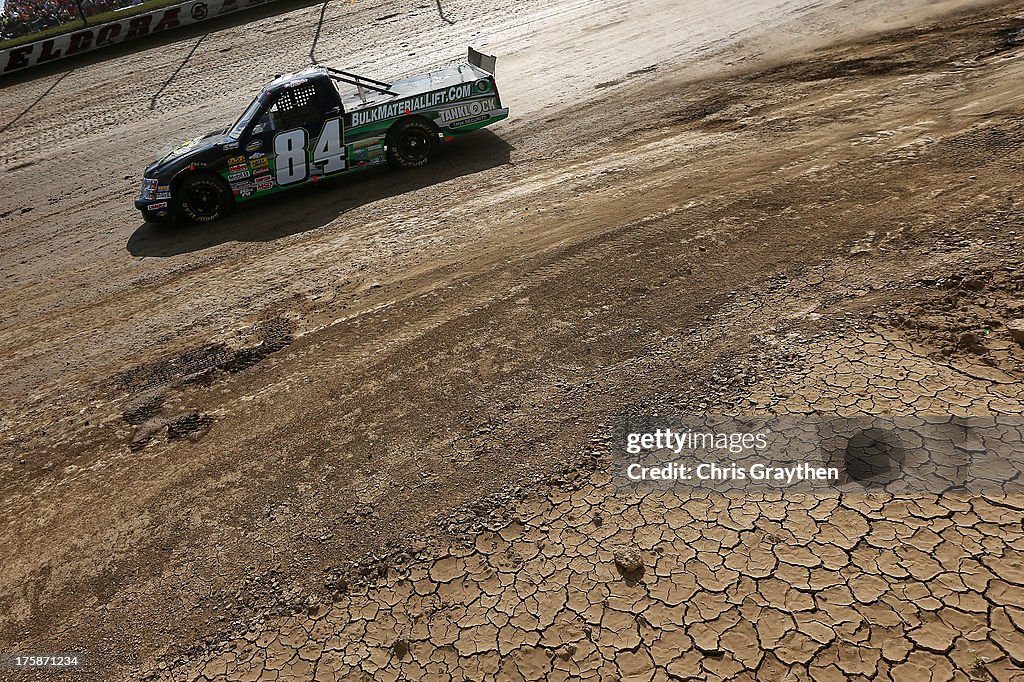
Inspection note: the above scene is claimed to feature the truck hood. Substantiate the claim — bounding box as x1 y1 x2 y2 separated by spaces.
146 127 230 176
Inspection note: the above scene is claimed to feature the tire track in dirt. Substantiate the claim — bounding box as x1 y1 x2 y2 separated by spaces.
299 205 688 371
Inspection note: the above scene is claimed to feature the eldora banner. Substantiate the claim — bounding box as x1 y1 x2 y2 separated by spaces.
1 0 277 75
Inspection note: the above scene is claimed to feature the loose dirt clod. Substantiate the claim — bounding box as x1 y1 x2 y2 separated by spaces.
612 545 645 581
555 643 577 661
1007 319 1024 346
122 394 166 425
166 413 212 440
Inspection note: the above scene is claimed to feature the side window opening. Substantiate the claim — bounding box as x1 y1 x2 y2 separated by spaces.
273 84 322 130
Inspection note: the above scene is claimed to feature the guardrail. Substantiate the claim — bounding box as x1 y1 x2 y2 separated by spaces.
1 0 277 75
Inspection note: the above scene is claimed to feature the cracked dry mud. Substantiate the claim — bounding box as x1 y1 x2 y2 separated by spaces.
3 0 1024 680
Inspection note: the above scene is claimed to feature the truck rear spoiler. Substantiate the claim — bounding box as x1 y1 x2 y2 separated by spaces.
468 47 497 75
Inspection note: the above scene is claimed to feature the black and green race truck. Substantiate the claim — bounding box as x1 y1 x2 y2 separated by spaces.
135 48 508 222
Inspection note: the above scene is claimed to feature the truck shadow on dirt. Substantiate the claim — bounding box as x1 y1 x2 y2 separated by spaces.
126 131 512 257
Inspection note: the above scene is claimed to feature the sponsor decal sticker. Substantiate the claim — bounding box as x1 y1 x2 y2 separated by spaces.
350 140 385 164
245 139 263 152
231 179 255 197
228 155 245 165
438 98 498 127
248 157 269 172
350 84 475 128
254 174 273 191
147 201 168 210
350 138 379 150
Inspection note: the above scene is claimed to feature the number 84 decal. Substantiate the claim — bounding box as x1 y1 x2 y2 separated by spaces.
273 117 347 186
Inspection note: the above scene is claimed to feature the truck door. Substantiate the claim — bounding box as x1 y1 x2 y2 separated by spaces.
252 80 348 188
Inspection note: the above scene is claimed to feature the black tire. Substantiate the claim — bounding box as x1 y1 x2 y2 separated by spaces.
175 173 233 223
386 119 437 168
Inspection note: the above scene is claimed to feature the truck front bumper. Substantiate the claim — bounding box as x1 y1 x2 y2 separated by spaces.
134 196 174 220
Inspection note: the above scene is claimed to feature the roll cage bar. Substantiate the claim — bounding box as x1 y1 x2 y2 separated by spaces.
322 67 396 96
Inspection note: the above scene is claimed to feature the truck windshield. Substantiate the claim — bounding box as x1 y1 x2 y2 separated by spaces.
228 94 268 139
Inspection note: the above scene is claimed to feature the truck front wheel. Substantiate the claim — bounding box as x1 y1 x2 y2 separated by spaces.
176 173 233 223
386 119 436 168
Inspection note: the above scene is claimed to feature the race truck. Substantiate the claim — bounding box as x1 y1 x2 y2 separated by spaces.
135 48 508 223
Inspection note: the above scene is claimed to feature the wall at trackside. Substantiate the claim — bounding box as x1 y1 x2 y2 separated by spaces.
1 0 276 75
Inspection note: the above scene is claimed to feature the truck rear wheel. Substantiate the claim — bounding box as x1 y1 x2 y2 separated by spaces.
387 119 436 168
176 173 233 223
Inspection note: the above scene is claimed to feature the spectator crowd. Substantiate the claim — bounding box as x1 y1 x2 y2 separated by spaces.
1 0 145 41
2 0 79 40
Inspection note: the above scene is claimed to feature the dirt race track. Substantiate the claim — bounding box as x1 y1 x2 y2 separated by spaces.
3 0 1024 679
